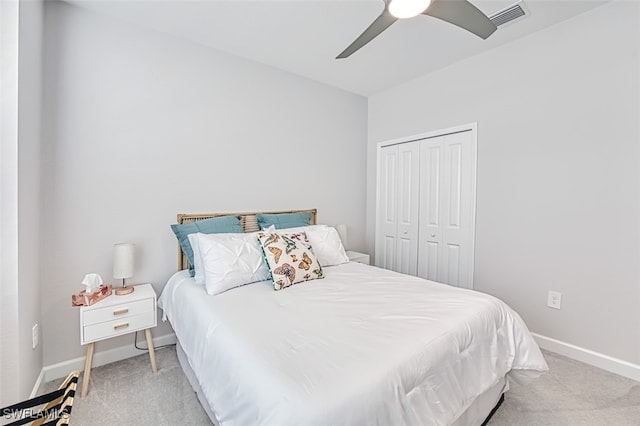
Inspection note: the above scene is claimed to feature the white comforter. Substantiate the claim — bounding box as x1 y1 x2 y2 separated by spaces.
159 262 547 426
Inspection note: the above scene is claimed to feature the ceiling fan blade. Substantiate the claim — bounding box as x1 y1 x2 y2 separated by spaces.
423 0 497 39
336 10 398 59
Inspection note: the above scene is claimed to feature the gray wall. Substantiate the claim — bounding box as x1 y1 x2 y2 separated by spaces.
367 1 640 364
41 1 367 365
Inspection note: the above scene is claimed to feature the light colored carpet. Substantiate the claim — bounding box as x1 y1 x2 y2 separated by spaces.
488 350 640 426
42 347 210 425
41 348 640 425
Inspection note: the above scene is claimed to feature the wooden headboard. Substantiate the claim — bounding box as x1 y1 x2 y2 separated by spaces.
176 208 317 270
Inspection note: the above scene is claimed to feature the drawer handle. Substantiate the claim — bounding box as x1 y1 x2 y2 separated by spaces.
114 323 129 331
113 308 129 316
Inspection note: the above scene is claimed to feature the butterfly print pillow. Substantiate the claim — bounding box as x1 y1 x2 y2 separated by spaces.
257 231 324 290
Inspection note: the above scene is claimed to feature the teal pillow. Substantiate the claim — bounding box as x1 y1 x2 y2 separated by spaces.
257 212 312 230
171 215 243 276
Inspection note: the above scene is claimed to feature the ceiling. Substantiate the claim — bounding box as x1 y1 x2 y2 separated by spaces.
64 0 608 96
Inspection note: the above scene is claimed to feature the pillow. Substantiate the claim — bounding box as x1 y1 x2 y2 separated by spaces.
170 215 243 276
257 231 324 290
257 212 312 230
188 233 205 285
196 232 271 295
306 226 349 267
263 224 349 267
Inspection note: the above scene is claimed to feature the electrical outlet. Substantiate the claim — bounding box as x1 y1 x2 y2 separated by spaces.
32 324 38 349
547 291 562 310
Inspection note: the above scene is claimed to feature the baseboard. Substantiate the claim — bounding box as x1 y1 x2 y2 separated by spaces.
29 369 46 398
532 333 640 382
37 333 177 388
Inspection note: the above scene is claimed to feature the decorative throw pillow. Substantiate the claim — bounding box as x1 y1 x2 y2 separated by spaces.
257 231 324 290
257 212 312 230
170 215 243 276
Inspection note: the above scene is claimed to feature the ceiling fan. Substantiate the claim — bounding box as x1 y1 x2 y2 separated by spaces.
337 0 497 59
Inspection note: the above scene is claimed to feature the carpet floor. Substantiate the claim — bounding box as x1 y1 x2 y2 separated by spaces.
41 347 640 425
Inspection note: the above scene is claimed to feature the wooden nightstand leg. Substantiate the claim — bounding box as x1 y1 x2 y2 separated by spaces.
81 342 95 397
144 328 157 373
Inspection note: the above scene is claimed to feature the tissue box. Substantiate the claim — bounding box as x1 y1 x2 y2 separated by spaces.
71 284 112 307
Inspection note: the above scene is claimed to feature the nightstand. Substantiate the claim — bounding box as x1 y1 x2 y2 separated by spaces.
80 283 157 397
346 250 370 265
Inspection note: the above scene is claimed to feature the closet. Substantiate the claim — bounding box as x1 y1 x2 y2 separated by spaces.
375 126 477 288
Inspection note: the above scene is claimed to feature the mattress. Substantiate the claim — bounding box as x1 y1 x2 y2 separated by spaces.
159 262 548 426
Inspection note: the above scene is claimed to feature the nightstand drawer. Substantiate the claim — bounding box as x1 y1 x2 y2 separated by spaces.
83 311 155 343
82 298 153 326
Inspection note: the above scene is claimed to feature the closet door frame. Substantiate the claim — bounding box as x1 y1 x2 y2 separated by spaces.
375 122 478 289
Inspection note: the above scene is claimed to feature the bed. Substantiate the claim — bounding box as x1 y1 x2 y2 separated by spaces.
159 209 548 425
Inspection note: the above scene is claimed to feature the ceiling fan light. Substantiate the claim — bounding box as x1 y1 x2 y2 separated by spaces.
388 0 432 19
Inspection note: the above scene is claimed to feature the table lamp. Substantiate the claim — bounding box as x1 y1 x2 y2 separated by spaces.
113 243 135 295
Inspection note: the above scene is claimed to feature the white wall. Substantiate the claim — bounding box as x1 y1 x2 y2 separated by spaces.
41 1 367 366
368 1 640 364
0 0 44 403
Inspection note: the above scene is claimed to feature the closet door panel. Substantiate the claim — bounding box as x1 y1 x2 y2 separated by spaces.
446 142 462 228
396 142 420 275
418 130 475 288
418 141 443 280
423 241 439 281
383 236 396 271
376 146 398 270
445 243 461 286
441 131 474 288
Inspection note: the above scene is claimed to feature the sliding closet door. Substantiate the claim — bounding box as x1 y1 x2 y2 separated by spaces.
375 142 420 274
417 130 476 288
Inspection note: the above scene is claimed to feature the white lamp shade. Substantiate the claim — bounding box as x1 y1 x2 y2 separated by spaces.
335 224 348 250
113 243 135 279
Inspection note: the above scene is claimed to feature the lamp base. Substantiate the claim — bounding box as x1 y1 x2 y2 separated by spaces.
115 285 134 296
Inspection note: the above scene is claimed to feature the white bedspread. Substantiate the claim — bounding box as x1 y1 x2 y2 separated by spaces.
159 262 547 426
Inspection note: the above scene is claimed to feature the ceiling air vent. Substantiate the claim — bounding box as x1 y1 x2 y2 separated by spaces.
489 1 529 27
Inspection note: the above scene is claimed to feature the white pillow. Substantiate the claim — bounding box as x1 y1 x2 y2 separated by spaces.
195 232 271 295
187 233 205 285
264 224 349 267
307 226 350 266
